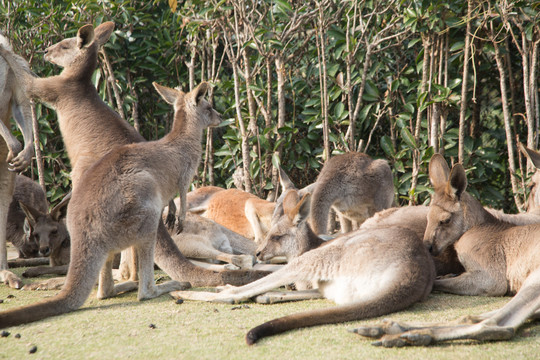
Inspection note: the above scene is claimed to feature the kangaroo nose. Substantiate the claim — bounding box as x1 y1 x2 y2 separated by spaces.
256 251 262 258
40 246 51 257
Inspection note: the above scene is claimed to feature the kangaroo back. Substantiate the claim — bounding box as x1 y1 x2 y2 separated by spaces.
310 152 394 234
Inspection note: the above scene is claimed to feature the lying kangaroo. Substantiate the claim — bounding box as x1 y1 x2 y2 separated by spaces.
186 187 275 244
7 175 48 259
354 152 540 347
172 189 435 344
275 153 395 235
168 212 256 269
0 81 219 329
0 22 267 287
0 35 34 288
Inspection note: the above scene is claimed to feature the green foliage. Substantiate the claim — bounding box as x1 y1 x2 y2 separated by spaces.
1 0 537 211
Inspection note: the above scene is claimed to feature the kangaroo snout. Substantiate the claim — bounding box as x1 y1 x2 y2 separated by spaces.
39 246 51 257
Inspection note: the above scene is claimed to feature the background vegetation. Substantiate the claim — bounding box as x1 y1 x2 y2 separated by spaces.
2 0 540 210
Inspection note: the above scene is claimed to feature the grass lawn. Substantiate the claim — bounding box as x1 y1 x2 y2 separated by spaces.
0 267 539 360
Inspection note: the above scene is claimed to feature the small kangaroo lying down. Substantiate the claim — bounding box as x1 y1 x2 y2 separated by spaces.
171 190 435 344
0 81 218 329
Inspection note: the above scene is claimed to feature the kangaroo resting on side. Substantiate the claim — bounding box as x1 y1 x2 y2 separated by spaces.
353 151 540 347
172 189 435 344
0 81 219 329
0 35 35 288
0 22 268 287
187 187 275 244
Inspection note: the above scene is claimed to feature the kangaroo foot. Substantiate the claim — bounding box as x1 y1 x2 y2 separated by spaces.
0 270 23 289
351 319 417 338
139 280 189 301
231 255 255 269
22 277 65 291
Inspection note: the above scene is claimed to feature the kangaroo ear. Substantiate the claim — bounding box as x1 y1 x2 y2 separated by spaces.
153 82 180 105
519 143 540 170
94 21 115 47
23 218 33 237
77 24 95 49
51 192 71 221
192 82 209 105
282 190 300 220
278 167 296 192
447 164 467 200
292 193 311 225
19 201 41 226
429 154 450 189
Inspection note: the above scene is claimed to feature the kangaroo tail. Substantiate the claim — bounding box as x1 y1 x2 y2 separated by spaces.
0 243 105 329
246 271 433 345
155 221 270 287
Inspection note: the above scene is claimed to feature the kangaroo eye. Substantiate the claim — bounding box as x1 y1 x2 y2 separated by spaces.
51 229 58 235
439 217 451 225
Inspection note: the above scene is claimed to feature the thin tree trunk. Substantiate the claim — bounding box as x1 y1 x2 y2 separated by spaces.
272 55 286 194
316 10 330 161
100 49 125 121
458 0 472 164
30 102 45 192
492 28 524 211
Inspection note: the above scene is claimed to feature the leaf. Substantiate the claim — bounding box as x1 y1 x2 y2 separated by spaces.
271 152 281 169
401 128 417 149
168 0 177 13
380 135 395 157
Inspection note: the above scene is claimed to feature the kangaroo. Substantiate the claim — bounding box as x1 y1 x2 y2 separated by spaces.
167 212 256 269
274 153 394 236
186 187 275 244
0 22 267 287
7 175 47 259
0 81 220 329
521 143 540 212
0 36 34 289
171 189 435 344
353 152 540 347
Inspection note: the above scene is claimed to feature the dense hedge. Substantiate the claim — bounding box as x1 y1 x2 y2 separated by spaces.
2 0 539 211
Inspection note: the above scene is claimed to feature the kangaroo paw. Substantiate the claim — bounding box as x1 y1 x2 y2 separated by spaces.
0 270 23 289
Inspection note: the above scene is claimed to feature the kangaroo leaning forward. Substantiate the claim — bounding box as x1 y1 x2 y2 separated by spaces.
354 152 540 347
0 81 221 328
172 189 435 344
0 22 268 287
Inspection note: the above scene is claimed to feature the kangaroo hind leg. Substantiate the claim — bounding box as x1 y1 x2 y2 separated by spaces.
136 236 189 301
97 252 138 300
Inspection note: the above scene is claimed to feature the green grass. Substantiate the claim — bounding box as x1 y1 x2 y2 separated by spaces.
0 267 539 360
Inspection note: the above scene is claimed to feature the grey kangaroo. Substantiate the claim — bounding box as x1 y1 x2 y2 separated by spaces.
0 35 34 288
354 152 540 347
275 153 395 235
0 22 267 287
0 81 219 329
172 189 435 345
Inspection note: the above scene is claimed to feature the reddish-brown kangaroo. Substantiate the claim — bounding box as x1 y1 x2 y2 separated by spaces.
354 151 540 347
172 189 435 344
0 22 267 287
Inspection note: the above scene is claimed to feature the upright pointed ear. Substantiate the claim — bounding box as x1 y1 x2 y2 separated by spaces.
429 154 450 188
282 190 300 219
153 82 180 105
94 21 115 47
278 167 296 192
291 193 311 225
51 192 71 221
192 82 209 105
23 218 33 237
519 143 540 170
447 164 467 200
19 201 42 226
77 24 95 49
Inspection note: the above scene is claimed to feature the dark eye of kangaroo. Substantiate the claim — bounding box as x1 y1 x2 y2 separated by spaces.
439 217 451 226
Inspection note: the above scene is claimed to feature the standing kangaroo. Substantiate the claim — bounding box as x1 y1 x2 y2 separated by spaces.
0 22 267 287
172 189 435 344
0 35 34 288
0 81 218 329
354 152 540 347
276 153 394 235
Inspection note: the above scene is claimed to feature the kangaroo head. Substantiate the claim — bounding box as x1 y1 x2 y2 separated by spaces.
153 82 222 129
520 143 540 212
256 190 311 261
424 154 468 256
20 195 70 258
44 22 114 69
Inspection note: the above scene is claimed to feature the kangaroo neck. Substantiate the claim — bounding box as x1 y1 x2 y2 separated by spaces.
462 192 498 229
297 221 325 256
